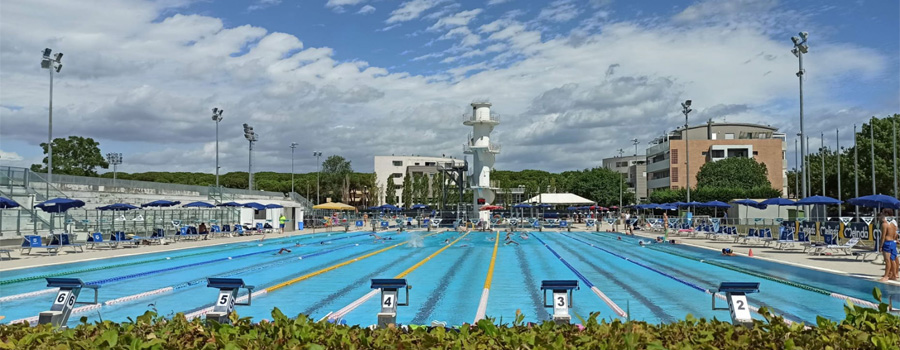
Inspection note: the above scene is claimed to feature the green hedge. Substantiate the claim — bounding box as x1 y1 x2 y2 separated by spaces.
2 289 898 350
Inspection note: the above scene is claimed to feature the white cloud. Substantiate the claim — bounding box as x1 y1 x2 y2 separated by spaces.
387 0 445 23
674 0 778 23
0 0 891 175
537 0 581 22
428 9 483 31
487 0 512 6
0 150 24 161
357 5 376 15
248 0 281 11
327 0 368 8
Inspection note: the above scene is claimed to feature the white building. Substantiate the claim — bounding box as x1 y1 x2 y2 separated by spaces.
374 156 465 206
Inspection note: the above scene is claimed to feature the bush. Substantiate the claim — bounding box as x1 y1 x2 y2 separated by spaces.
2 289 898 350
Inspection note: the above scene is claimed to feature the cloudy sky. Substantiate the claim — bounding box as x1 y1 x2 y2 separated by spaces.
0 0 897 175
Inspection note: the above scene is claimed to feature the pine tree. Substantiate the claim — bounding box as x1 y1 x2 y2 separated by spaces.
401 174 413 208
385 176 397 205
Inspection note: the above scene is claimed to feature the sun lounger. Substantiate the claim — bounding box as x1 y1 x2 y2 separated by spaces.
87 232 114 249
20 235 60 255
812 237 860 256
774 230 797 250
110 232 135 248
50 233 84 253
0 249 11 260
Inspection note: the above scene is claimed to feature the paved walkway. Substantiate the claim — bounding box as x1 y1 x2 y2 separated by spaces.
570 222 900 287
0 227 373 272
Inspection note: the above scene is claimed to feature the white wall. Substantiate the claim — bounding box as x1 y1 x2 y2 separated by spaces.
374 155 462 206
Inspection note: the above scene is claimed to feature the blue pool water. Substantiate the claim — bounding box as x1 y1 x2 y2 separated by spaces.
2 230 897 327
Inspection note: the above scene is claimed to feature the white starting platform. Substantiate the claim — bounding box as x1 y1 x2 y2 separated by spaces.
541 280 578 324
205 278 254 324
38 278 100 329
712 282 760 328
371 278 409 328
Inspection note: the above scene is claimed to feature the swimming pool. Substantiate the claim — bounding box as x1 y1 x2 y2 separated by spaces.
2 230 896 327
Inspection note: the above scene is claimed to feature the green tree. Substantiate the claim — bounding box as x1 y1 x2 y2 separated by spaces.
431 173 442 208
695 157 771 190
566 167 635 207
385 176 397 205
401 174 412 208
31 136 109 176
320 155 352 202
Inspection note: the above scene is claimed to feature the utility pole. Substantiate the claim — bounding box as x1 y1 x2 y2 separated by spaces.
854 124 859 217
821 132 825 196
837 129 841 217
681 100 693 203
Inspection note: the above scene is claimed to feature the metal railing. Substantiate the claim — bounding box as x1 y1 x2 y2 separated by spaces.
463 142 501 154
462 112 500 124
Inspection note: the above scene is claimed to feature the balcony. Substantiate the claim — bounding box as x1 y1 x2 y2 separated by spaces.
647 177 671 190
646 141 669 157
646 158 670 173
462 112 500 126
463 142 501 154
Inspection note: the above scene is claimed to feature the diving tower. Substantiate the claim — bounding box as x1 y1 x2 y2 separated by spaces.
463 101 500 224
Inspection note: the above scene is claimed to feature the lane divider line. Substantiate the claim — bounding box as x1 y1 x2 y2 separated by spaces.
183 231 443 321
473 231 500 323
562 233 807 327
5 242 364 326
328 231 470 322
1 233 373 304
532 233 628 318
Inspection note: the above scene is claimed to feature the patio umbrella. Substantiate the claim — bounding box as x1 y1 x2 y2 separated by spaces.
411 204 429 210
480 205 504 211
846 194 900 209
732 199 765 224
759 197 796 218
313 202 356 210
702 200 731 217
35 198 86 233
0 197 20 209
265 204 284 209
243 202 267 211
98 203 139 231
795 196 842 221
218 202 243 207
379 204 401 211
141 200 180 208
567 206 577 211
183 201 216 208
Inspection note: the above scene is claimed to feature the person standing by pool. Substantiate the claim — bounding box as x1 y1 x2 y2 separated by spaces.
279 214 287 234
662 212 669 242
879 208 898 282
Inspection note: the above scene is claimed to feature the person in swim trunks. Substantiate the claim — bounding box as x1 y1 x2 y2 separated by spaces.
879 208 898 282
721 248 735 256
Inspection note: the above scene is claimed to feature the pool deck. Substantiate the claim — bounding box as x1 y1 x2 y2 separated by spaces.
0 227 373 272
590 223 900 287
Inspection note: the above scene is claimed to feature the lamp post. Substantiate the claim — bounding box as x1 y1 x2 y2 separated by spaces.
618 148 624 210
821 132 825 196
106 153 123 187
290 142 298 194
313 152 322 204
211 108 223 188
631 138 639 156
242 124 258 191
681 100 692 203
870 117 876 195
791 32 809 198
40 48 63 198
837 129 842 217
795 137 800 198
854 124 859 217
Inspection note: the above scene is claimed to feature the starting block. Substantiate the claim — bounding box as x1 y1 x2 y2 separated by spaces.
560 220 570 231
38 278 100 328
541 280 578 324
371 278 409 328
205 278 254 323
712 282 759 328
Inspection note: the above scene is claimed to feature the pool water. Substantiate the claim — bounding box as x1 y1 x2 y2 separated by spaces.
1 230 896 327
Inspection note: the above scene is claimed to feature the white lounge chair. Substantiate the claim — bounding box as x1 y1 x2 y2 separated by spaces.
812 237 860 256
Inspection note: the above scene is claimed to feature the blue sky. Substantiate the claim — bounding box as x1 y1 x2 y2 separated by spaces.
0 0 897 175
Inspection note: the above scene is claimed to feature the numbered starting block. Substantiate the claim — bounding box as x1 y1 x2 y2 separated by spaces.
712 282 759 328
38 278 100 328
541 280 578 324
371 278 409 328
560 220 569 231
205 278 254 324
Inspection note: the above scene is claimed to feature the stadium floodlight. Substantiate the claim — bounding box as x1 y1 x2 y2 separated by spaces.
40 48 63 199
681 100 693 203
243 124 258 190
211 108 224 188
313 152 322 204
791 31 810 198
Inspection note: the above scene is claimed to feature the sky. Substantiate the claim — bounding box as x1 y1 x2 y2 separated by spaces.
0 0 897 176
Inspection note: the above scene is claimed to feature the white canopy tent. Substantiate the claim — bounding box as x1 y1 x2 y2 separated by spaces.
524 193 595 205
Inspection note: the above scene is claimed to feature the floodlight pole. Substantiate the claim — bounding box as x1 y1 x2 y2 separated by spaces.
854 124 859 217
821 133 825 196
314 152 322 204
618 149 624 210
681 101 692 203
871 117 876 195
290 143 298 194
792 32 809 199
794 138 799 198
212 108 223 189
41 49 63 199
837 129 841 217
248 139 254 191
894 118 898 197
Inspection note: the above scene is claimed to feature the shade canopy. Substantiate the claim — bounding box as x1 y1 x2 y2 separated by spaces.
183 201 216 208
0 197 20 209
525 193 595 205
733 199 766 209
512 203 533 209
97 203 140 211
265 203 284 209
846 194 900 209
243 202 267 210
794 195 842 206
35 198 85 213
141 200 180 208
410 204 429 210
701 200 732 208
480 205 504 211
567 206 577 211
313 202 357 210
217 201 243 207
378 204 401 211
759 198 797 206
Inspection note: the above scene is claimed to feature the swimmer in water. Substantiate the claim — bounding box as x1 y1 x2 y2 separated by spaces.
295 243 303 247
617 236 622 241
444 238 451 244
721 248 735 256
276 248 292 255
639 241 646 247
519 233 529 240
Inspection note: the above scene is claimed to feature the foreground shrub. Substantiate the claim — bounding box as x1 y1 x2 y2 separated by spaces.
2 289 898 350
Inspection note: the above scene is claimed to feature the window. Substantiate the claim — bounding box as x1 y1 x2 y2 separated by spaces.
671 149 678 164
725 133 735 140
758 132 767 139
671 186 679 190
616 161 628 167
701 151 708 156
727 148 749 158
392 160 403 166
753 151 759 156
671 167 679 182
711 133 717 140
254 210 266 220
425 162 436 166
711 150 724 158
414 162 420 166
